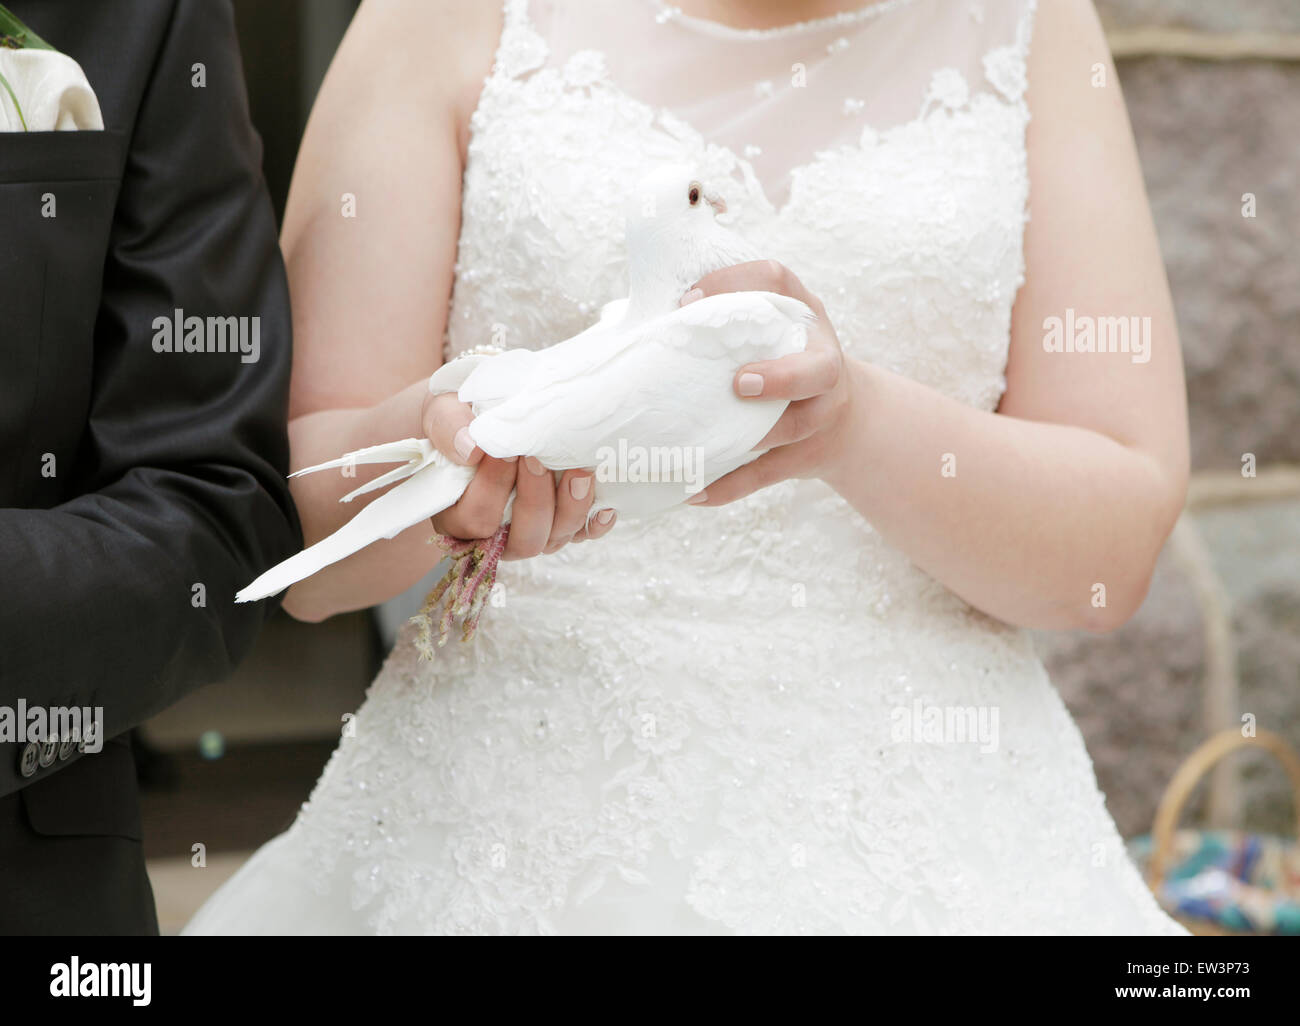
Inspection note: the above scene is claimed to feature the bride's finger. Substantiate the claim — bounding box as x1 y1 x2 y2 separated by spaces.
431 455 515 539
687 445 805 508
421 390 480 466
571 508 617 544
545 469 594 553
687 260 825 317
754 394 837 450
732 340 841 403
503 456 555 560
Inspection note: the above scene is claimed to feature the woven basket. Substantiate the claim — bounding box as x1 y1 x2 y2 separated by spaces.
1142 728 1300 936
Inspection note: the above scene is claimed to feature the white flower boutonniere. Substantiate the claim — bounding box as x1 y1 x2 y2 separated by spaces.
0 3 103 131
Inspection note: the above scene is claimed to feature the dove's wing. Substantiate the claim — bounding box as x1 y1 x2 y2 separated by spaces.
456 315 626 411
598 297 630 324
427 355 494 398
469 291 811 469
430 295 630 405
236 451 475 603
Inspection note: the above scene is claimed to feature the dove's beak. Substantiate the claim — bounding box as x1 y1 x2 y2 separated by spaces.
704 190 727 216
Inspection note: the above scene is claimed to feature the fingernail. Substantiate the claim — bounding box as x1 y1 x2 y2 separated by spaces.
453 427 475 462
680 288 704 306
569 476 591 500
738 373 764 397
503 455 518 463
686 490 708 505
525 456 546 476
596 509 615 525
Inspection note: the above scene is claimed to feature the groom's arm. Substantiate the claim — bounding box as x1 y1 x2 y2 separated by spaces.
0 0 301 796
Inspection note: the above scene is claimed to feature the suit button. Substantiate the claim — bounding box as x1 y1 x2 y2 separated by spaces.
38 741 59 768
58 739 77 761
19 743 40 778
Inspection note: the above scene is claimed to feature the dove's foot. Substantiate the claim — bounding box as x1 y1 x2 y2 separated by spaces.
412 525 510 658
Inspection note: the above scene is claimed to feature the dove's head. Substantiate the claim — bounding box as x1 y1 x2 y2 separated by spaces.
623 165 752 319
625 164 728 244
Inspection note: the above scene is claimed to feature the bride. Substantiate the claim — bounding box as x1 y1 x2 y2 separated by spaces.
188 0 1189 934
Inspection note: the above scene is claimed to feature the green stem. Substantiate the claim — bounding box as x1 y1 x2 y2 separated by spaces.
0 67 26 130
0 3 55 51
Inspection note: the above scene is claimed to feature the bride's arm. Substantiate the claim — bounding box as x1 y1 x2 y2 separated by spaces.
279 0 608 623
688 0 1189 633
277 0 487 622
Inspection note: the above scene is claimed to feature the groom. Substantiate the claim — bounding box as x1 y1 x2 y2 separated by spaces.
0 0 300 933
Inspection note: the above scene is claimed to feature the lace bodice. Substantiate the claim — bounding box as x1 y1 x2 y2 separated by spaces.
435 0 1041 686
188 0 1183 936
449 0 1034 415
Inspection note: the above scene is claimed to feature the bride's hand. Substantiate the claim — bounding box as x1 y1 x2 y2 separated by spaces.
681 261 857 504
419 391 617 559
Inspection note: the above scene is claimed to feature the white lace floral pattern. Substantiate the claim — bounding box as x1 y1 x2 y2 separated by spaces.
188 0 1184 935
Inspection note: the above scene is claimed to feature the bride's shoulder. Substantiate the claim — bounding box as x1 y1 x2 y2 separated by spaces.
1025 0 1110 82
354 0 501 38
1024 0 1105 52
348 0 503 96
341 0 504 143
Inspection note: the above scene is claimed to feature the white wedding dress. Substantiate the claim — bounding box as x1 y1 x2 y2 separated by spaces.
187 0 1184 935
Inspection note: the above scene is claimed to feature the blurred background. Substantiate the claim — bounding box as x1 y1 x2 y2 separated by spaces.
139 0 1300 932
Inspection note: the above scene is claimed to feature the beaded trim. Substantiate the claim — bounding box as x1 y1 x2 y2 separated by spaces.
650 0 920 41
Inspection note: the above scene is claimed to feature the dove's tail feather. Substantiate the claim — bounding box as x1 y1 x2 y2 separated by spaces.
289 438 439 503
288 438 434 479
236 446 476 604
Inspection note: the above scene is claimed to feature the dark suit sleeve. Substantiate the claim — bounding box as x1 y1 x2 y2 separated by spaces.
0 0 301 795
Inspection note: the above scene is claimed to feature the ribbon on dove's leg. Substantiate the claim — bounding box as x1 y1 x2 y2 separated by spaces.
416 525 511 655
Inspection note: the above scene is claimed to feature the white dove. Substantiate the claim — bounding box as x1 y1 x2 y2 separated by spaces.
236 165 812 640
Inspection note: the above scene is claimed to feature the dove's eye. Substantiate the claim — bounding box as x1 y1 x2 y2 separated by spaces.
688 185 701 206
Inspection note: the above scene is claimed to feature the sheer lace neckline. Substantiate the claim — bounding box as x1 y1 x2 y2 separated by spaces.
648 0 919 39
488 0 1038 211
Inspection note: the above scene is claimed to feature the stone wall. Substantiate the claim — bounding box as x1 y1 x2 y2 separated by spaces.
1042 2 1300 838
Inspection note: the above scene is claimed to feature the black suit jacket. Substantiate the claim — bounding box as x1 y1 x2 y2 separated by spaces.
0 0 300 934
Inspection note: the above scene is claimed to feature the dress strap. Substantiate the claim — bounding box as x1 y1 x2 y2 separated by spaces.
502 0 527 33
491 0 551 81
984 0 1039 108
